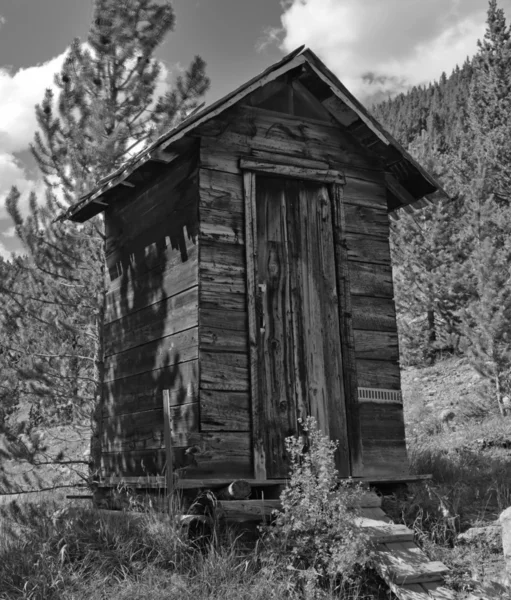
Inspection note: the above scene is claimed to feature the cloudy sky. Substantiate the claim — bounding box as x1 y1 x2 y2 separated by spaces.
0 0 508 259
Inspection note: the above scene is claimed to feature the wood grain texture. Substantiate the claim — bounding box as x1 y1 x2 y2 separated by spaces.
200 351 249 391
362 440 410 478
374 541 449 585
104 327 198 383
100 431 252 479
345 233 392 265
103 360 198 417
359 402 406 441
343 176 387 209
349 262 394 298
104 287 198 357
330 183 363 476
163 390 174 499
357 359 401 390
256 177 349 477
353 330 399 361
344 204 389 238
101 403 199 452
352 296 397 331
105 243 198 323
239 158 345 183
199 390 250 431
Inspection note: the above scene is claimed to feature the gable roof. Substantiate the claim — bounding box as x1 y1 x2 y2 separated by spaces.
64 47 447 223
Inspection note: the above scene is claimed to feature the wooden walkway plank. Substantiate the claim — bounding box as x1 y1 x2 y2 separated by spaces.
359 506 392 522
355 518 414 543
373 541 449 585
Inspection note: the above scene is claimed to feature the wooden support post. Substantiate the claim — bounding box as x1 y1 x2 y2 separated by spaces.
243 171 267 480
330 183 364 476
163 389 174 511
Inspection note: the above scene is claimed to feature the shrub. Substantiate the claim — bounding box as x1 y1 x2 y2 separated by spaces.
262 417 371 594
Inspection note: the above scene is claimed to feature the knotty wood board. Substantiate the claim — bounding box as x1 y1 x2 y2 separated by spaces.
104 328 198 382
100 431 252 479
200 309 247 331
104 287 198 356
202 105 378 171
101 403 199 452
105 243 198 323
200 326 248 353
256 176 350 477
200 351 249 391
102 359 198 417
199 390 250 431
352 296 397 331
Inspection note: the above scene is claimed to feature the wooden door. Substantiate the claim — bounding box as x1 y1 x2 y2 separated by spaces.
256 176 350 478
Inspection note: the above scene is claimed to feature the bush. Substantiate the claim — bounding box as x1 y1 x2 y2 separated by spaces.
261 417 371 594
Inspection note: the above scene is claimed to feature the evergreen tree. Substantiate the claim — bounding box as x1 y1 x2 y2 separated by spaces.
456 0 511 414
0 0 209 493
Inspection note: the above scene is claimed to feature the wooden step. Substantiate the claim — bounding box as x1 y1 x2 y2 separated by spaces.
359 506 392 522
373 541 449 585
217 499 281 521
355 517 414 543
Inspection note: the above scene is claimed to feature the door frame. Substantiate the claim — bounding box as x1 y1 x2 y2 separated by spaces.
241 157 363 479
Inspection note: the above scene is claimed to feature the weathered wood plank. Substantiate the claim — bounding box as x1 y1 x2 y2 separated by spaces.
200 281 247 312
200 222 244 245
199 168 243 202
100 432 252 479
105 243 198 323
344 204 389 238
355 519 414 543
239 157 345 183
353 330 399 361
199 390 250 431
362 440 410 478
102 360 198 417
343 176 387 209
360 507 392 522
163 390 174 500
200 309 247 331
359 402 406 441
200 351 249 391
104 327 198 382
106 168 198 263
374 542 449 585
352 296 397 331
216 105 378 170
243 170 265 480
200 326 247 353
218 499 281 522
101 403 199 452
330 183 363 476
349 262 394 298
200 240 245 270
104 287 198 356
346 232 391 265
356 359 401 389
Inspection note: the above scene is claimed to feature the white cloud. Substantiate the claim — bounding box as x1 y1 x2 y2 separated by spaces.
0 52 67 154
0 240 13 261
0 152 45 222
272 0 500 102
2 225 16 238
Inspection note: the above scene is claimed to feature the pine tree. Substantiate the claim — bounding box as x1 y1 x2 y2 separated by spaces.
455 0 511 415
0 0 209 493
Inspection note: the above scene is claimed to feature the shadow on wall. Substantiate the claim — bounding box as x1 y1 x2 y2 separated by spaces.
99 152 200 479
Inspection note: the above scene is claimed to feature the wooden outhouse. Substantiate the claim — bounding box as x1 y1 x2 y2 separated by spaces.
67 47 443 491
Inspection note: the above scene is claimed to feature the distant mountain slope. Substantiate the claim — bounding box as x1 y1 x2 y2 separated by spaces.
372 59 474 153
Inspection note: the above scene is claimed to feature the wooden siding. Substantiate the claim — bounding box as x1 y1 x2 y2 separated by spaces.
343 176 408 476
101 153 200 479
198 103 408 479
